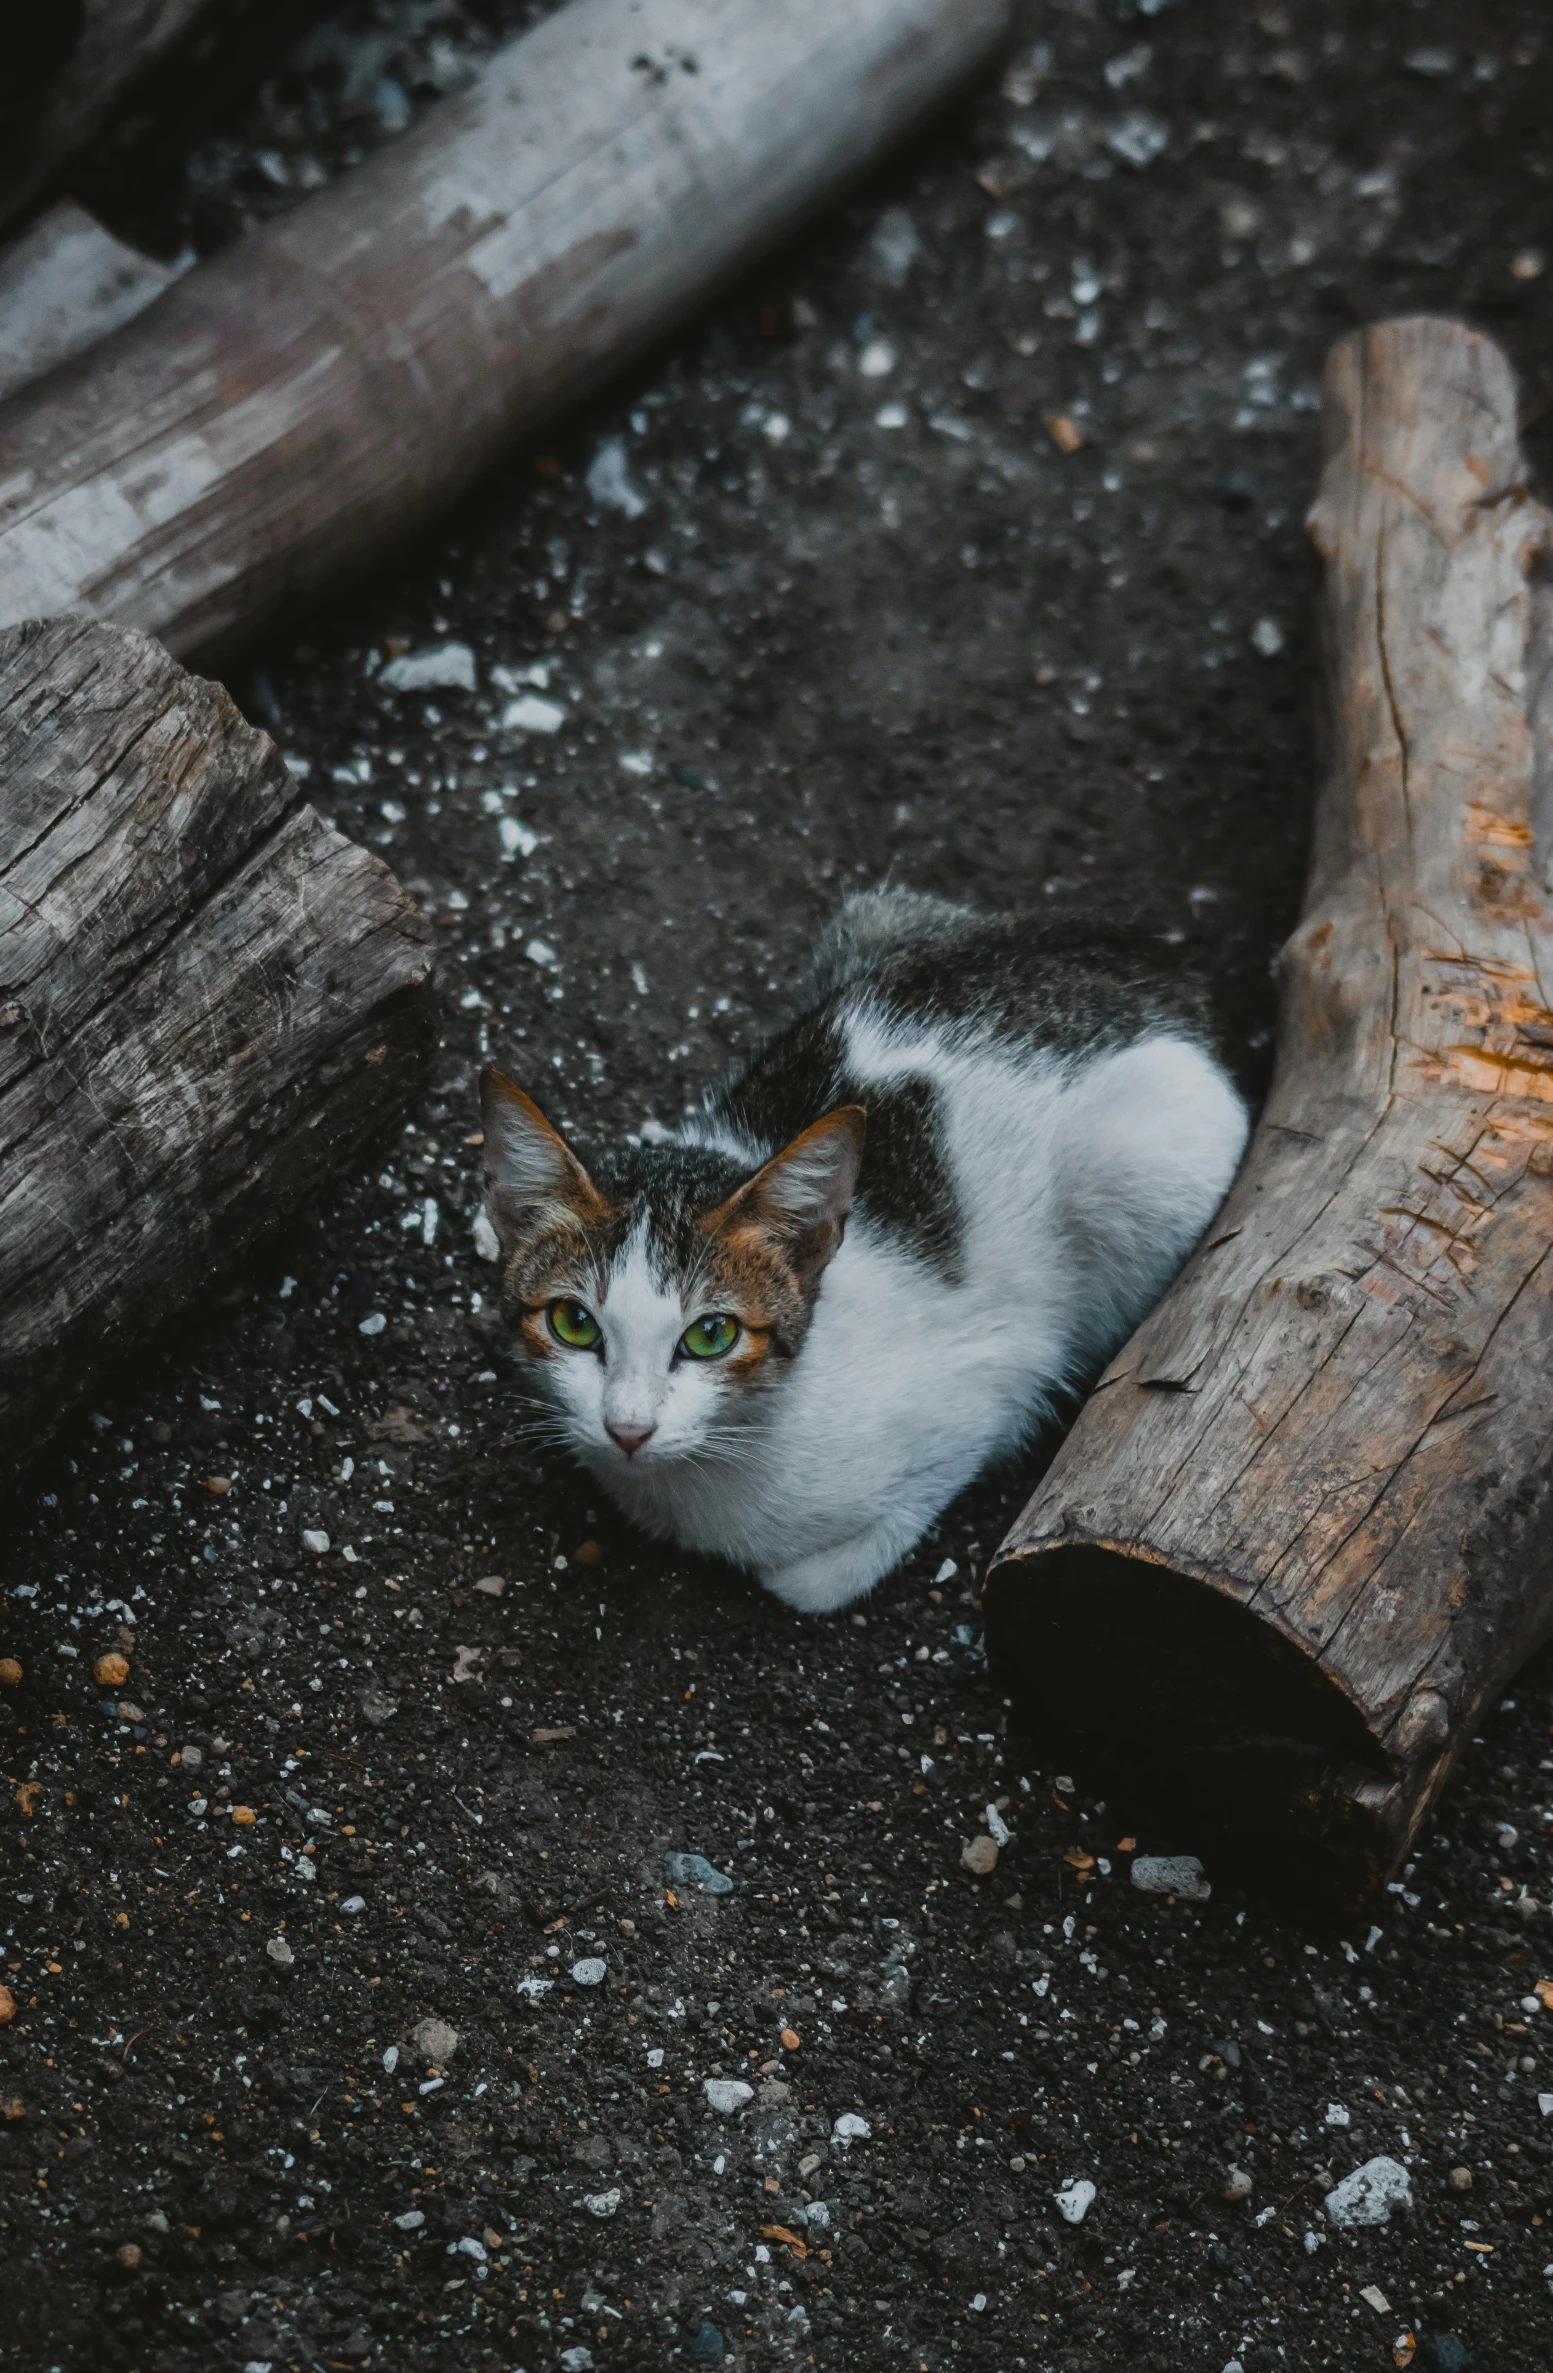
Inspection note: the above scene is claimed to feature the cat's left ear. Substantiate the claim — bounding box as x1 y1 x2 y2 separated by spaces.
713 1105 866 1286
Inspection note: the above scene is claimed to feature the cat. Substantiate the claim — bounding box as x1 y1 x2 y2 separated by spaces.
480 888 1248 1613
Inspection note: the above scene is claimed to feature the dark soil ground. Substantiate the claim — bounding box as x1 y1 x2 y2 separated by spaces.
7 2 1553 2369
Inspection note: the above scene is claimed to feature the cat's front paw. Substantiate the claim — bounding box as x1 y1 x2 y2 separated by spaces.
760 1521 915 1615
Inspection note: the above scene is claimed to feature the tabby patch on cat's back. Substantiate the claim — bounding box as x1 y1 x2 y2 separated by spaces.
481 888 1248 1613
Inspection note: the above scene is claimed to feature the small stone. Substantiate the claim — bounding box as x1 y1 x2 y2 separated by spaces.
1359 2283 1391 2314
301 1529 330 1556
360 1684 397 1726
570 1956 607 1986
703 2078 754 2115
116 1701 144 1723
1130 1853 1211 1900
410 2016 459 2064
230 1804 256 1826
473 1575 505 1597
780 2027 800 2051
179 1744 203 1773
1535 1978 1553 2010
583 2186 622 2218
502 693 566 735
682 2320 725 2364
961 1835 999 1876
116 2242 142 2271
1251 616 1285 657
1324 2155 1413 2229
858 337 897 378
1054 2178 1096 2224
393 2208 425 2230
0 1987 13 2025
1046 413 1083 454
665 1851 734 1895
1223 2166 1253 2201
559 2350 596 2373
455 2234 487 2261
586 439 648 519
1325 2102 1351 2127
574 1538 604 1566
379 641 478 694
1448 2166 1472 2192
472 1208 501 1263
94 1653 129 1687
340 1895 367 1915
0 1659 21 1686
832 2112 871 2147
205 1474 231 1495
265 1936 294 1967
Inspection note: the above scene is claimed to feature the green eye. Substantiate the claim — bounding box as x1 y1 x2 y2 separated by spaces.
680 1312 739 1361
548 1299 601 1350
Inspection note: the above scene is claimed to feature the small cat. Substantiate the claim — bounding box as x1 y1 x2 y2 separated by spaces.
481 889 1248 1613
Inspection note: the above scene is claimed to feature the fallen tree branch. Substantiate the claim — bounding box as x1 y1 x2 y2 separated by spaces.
987 317 1553 1913
0 0 1010 658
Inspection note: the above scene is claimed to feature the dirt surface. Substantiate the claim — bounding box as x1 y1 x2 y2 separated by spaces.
7 3 1553 2369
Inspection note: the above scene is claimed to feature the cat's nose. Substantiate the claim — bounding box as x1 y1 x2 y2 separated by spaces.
607 1420 656 1458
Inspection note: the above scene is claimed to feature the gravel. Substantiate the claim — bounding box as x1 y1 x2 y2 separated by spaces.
5 2 1553 2369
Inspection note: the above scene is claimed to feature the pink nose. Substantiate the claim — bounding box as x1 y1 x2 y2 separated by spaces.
607 1421 656 1457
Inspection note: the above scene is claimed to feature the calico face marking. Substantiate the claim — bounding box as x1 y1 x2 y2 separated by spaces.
481 1068 864 1472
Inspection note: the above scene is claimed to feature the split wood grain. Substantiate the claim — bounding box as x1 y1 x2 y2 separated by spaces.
0 0 1009 659
987 318 1553 1911
0 616 435 1488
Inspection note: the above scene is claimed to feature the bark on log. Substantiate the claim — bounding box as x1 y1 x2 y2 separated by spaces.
0 616 436 1489
0 202 186 407
0 0 1010 661
986 318 1553 1915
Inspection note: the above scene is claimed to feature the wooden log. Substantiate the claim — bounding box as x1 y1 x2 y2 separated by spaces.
985 318 1553 1915
0 201 187 407
0 0 1010 661
0 616 436 1489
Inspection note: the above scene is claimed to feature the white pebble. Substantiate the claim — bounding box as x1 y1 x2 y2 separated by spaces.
858 337 897 378
1251 616 1285 657
1324 2101 1350 2127
1130 1853 1210 1901
583 2187 622 2218
586 438 648 519
1054 2178 1096 2224
301 1529 330 1556
340 1895 366 1914
393 2207 424 2230
502 693 566 735
379 641 477 694
704 2078 754 2114
472 1209 501 1264
570 1957 606 1987
525 937 559 971
358 1312 386 1336
1323 2155 1413 2229
832 2112 872 2146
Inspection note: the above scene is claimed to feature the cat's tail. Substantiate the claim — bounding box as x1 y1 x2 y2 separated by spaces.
808 885 975 996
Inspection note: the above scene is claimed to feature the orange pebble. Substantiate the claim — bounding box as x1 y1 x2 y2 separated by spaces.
0 1659 20 1687
574 1539 604 1567
94 1653 130 1688
780 2027 800 2052
231 1805 257 1827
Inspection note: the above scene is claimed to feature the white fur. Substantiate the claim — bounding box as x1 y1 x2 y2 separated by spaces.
534 1009 1247 1614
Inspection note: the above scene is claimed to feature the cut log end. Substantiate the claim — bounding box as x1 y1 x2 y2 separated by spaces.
986 1544 1413 1915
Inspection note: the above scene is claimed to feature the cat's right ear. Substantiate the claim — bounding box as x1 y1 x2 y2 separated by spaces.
480 1067 604 1255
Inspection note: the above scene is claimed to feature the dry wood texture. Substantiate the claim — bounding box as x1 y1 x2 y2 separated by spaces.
0 0 1009 660
986 318 1553 1912
0 617 436 1488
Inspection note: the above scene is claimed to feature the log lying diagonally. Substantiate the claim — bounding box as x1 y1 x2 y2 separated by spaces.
986 317 1553 1913
0 0 1009 660
0 617 436 1489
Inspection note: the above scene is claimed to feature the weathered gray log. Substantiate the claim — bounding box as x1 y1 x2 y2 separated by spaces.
0 1 226 234
0 0 1009 660
0 616 436 1487
0 202 187 407
986 318 1553 1915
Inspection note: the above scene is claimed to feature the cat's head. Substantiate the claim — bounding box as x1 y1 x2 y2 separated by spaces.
480 1068 865 1470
